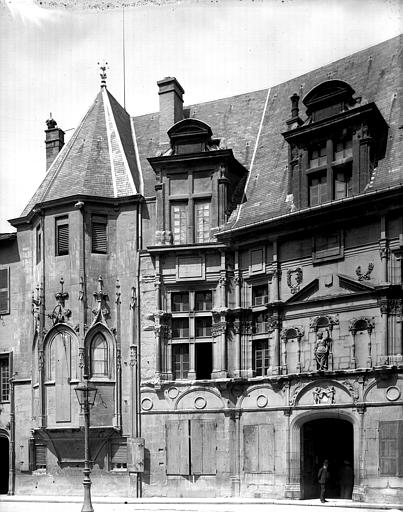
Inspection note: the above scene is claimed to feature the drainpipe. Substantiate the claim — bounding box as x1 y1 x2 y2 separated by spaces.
136 201 143 497
8 354 15 495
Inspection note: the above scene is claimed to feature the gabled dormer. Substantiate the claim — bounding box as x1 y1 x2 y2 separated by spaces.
149 115 247 247
282 79 388 210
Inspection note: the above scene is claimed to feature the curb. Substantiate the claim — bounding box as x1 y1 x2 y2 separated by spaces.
0 496 402 510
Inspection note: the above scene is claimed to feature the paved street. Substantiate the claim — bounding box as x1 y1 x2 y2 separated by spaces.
0 497 402 512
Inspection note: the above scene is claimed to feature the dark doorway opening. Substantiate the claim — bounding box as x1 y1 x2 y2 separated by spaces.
195 343 212 380
0 436 9 494
302 418 353 499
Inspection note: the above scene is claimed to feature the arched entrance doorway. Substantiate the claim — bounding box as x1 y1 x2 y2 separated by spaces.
0 434 9 494
302 418 353 499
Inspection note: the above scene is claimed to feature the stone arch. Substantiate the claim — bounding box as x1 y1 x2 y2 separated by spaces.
281 327 304 374
84 323 116 380
237 383 283 409
43 325 79 425
288 410 359 500
349 317 375 368
174 386 225 410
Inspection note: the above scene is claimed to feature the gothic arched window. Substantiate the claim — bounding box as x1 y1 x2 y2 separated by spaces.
90 333 109 378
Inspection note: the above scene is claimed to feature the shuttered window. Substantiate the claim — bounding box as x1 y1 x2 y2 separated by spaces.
379 421 403 476
91 215 107 253
111 440 127 470
0 268 9 315
56 216 69 256
166 420 217 475
36 226 42 264
34 442 47 470
190 420 216 475
166 420 190 475
243 424 274 473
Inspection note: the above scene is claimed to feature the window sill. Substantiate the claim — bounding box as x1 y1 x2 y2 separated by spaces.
306 163 327 174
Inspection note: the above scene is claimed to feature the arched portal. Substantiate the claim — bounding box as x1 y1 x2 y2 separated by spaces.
0 434 9 494
301 418 354 499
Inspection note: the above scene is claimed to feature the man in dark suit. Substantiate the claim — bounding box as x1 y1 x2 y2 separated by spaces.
318 459 330 503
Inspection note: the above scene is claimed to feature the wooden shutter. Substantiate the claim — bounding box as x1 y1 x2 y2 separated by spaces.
35 442 47 469
190 420 216 475
166 420 189 475
111 440 127 468
0 268 9 314
92 215 107 253
243 424 274 473
379 421 403 476
56 219 69 255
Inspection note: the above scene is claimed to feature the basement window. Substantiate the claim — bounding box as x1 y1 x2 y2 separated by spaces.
110 440 127 471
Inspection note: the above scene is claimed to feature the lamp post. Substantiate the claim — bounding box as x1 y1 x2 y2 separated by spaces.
75 380 97 512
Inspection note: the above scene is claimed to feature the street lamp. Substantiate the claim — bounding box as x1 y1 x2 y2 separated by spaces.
75 380 97 512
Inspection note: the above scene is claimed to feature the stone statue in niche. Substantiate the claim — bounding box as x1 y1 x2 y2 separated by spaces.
314 329 331 370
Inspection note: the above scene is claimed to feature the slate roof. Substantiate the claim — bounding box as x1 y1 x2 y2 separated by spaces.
132 34 402 231
19 35 402 229
21 88 142 217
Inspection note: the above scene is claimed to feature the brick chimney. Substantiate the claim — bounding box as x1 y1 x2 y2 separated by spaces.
157 77 184 147
45 114 65 171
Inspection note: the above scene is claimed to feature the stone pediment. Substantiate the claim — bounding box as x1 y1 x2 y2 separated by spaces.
286 274 374 304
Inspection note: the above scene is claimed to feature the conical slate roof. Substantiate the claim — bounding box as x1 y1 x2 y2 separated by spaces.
21 87 143 217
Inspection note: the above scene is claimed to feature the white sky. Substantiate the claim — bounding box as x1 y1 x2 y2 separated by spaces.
0 0 401 231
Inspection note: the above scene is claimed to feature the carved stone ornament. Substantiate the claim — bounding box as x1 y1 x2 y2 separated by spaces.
313 385 335 405
289 382 303 406
212 321 227 337
91 276 110 323
32 284 41 331
287 267 303 294
355 263 374 281
342 380 359 404
48 278 71 325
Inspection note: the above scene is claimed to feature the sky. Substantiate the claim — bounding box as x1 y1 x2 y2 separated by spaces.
0 0 401 231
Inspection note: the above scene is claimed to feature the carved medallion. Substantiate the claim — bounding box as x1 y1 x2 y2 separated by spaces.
287 267 303 294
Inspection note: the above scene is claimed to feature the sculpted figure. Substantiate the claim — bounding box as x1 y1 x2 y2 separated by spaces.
314 329 330 370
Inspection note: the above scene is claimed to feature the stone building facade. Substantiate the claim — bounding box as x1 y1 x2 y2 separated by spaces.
0 36 402 503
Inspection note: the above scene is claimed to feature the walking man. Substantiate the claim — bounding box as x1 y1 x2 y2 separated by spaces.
318 459 330 503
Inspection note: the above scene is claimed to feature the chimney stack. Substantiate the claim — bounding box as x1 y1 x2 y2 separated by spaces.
157 77 184 147
45 114 65 171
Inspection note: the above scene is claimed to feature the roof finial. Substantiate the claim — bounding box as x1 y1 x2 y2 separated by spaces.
98 61 109 88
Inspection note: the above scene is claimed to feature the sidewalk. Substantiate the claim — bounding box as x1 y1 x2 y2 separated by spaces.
0 494 402 510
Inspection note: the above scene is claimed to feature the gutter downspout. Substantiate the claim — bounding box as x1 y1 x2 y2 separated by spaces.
8 354 15 495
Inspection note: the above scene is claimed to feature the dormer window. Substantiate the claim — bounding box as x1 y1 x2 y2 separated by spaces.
309 172 327 206
309 142 327 168
283 80 388 210
167 119 214 156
